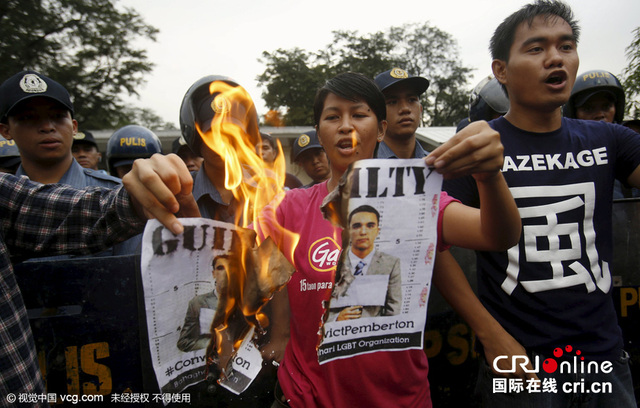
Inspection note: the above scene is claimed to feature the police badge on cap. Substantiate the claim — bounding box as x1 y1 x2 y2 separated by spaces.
73 130 98 148
0 70 74 121
374 67 429 96
390 68 409 79
19 74 48 94
291 130 323 162
297 134 310 148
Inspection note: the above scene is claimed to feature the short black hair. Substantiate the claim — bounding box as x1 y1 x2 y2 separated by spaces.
490 0 580 62
258 131 279 158
348 205 380 225
259 132 276 149
313 72 386 127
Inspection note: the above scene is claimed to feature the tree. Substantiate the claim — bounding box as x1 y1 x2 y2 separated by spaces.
319 30 402 79
623 27 640 119
257 23 472 126
257 48 329 126
0 0 163 129
388 23 473 126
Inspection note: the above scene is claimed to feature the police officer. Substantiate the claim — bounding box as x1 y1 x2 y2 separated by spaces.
72 129 105 172
564 69 639 198
179 74 277 406
291 130 330 188
256 132 303 190
172 136 203 173
179 74 262 222
456 76 509 132
0 70 120 188
0 70 137 258
0 136 21 174
564 69 625 123
374 67 430 159
107 124 164 179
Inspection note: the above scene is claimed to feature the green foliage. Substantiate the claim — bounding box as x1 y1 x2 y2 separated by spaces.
257 23 472 126
389 23 473 126
321 30 402 79
623 27 640 119
0 0 163 129
257 48 329 126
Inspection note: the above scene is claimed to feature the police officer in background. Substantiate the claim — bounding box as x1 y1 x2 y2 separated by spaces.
0 70 139 257
0 70 121 188
0 136 21 174
172 135 203 173
256 132 303 190
179 74 277 406
373 67 430 159
179 75 250 222
564 69 639 198
107 124 164 179
564 69 625 123
72 129 106 173
291 130 330 188
456 76 509 132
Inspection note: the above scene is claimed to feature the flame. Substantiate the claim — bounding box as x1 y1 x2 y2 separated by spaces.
350 129 358 151
197 80 300 256
197 79 299 382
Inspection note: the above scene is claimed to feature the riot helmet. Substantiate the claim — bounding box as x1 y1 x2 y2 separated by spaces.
179 75 260 156
469 76 509 122
0 136 21 172
106 125 163 176
564 70 625 123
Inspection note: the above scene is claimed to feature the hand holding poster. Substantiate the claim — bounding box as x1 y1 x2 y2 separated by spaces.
318 158 442 363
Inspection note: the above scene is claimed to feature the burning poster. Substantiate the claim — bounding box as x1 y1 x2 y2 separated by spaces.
318 158 442 363
140 218 294 396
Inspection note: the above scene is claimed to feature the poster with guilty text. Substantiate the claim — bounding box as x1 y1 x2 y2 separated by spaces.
318 158 442 363
140 219 239 394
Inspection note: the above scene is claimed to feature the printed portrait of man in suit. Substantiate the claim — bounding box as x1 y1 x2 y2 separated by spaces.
176 255 228 352
329 205 402 321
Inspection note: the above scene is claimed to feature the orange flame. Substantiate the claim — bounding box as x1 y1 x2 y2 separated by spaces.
197 79 299 380
195 80 300 256
350 129 358 151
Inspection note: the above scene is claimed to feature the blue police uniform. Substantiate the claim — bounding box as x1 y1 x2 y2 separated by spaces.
16 158 121 188
17 159 141 256
192 167 239 223
375 140 429 159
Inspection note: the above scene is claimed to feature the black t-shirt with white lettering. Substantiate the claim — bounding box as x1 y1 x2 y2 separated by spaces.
444 116 640 359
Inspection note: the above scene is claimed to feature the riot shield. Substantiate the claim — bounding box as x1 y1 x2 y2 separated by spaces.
16 255 145 404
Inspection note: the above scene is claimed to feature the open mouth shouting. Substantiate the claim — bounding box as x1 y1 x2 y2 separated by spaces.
336 133 359 155
545 70 568 89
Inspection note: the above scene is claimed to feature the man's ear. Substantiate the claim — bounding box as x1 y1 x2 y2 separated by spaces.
0 123 11 140
492 59 507 86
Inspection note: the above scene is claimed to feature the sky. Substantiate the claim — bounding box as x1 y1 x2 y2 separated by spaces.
118 0 640 127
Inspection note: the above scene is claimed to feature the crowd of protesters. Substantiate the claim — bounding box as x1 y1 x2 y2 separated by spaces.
1 1 639 407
